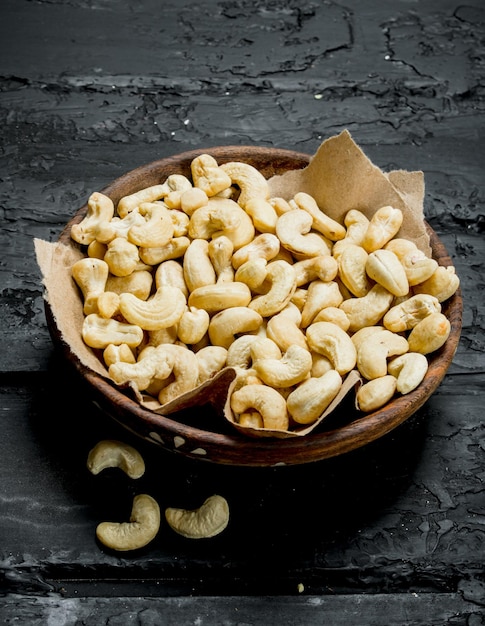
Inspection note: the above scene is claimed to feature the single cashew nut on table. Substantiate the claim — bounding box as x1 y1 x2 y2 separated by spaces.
96 494 160 551
87 440 145 479
165 494 229 539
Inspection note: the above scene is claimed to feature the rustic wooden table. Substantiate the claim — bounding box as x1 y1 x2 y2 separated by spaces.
1 0 484 623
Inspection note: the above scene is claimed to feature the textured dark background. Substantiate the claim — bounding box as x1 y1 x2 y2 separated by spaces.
1 0 484 623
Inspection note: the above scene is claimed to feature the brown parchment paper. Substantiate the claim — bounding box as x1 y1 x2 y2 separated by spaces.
34 130 431 439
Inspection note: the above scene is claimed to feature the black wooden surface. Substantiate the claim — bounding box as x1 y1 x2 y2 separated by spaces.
1 0 484 623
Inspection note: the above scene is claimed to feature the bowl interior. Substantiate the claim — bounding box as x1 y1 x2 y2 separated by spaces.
49 146 463 467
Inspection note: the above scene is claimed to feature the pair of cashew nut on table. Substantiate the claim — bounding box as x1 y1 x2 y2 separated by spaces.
70 154 460 433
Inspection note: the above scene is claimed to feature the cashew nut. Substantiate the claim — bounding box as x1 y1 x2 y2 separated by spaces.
119 286 186 331
292 192 346 241
230 384 289 431
293 255 338 287
82 314 144 349
188 197 255 250
356 375 397 412
103 343 136 367
266 311 308 352
276 209 330 258
312 306 350 332
339 284 394 333
407 312 451 354
300 280 344 328
104 237 141 277
231 233 280 269
362 205 404 252
96 494 160 551
413 265 460 302
155 344 200 404
287 369 343 424
195 345 228 384
71 192 115 245
97 291 121 319
337 244 372 297
356 329 409 380
365 249 409 297
248 260 297 317
71 257 109 315
208 236 235 283
155 260 188 297
180 186 209 216
106 270 153 300
139 236 190 265
243 196 278 233
94 210 145 245
109 344 173 391
183 239 217 292
219 160 270 208
306 321 357 375
252 344 312 388
383 294 441 332
117 185 168 218
188 281 252 313
177 307 210 344
165 494 229 539
385 238 438 286
388 352 429 394
191 154 232 197
234 258 268 291
127 202 174 248
87 439 145 479
226 335 280 370
208 307 263 349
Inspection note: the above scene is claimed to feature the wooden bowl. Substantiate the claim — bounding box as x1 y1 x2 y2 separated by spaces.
47 146 463 467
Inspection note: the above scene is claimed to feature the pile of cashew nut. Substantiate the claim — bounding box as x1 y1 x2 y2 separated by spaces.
87 439 229 550
70 153 460 434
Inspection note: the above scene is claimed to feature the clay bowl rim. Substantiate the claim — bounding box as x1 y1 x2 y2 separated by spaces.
48 145 463 467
